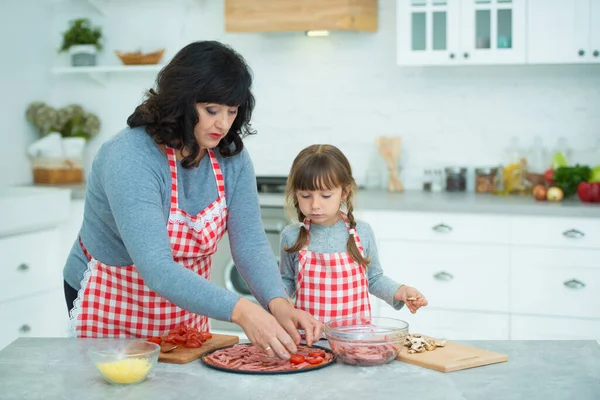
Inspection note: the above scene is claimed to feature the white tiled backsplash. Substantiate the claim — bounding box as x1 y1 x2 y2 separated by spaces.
2 0 599 188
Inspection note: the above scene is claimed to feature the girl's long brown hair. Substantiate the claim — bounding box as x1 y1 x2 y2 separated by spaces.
284 144 371 268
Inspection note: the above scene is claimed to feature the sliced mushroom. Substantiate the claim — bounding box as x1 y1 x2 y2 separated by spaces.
403 334 444 354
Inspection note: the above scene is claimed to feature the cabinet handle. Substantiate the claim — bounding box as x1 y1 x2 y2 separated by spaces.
463 52 469 59
593 50 599 57
563 279 585 290
449 53 455 59
17 263 30 272
434 271 454 281
432 223 452 233
19 324 31 334
578 49 585 56
563 229 584 239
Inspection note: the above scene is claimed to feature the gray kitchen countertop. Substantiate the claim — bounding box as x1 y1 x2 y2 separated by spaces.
0 338 599 400
261 190 600 218
29 182 600 218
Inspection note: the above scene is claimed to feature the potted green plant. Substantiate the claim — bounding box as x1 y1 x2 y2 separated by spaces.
59 18 103 67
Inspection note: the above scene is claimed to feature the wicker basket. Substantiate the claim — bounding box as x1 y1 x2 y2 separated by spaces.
115 49 165 65
31 157 84 184
33 168 83 184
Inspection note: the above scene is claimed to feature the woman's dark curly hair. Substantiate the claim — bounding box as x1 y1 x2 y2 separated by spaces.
127 41 256 168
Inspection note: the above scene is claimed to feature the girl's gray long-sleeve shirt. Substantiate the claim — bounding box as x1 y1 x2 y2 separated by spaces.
63 127 287 322
279 220 405 311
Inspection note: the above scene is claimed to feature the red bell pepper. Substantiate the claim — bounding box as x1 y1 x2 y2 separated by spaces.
577 182 600 202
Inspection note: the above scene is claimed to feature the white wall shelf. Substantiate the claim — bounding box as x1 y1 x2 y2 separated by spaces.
51 64 164 86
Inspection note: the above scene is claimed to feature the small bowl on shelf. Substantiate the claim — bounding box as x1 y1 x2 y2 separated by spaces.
88 339 160 385
323 316 409 366
115 48 165 65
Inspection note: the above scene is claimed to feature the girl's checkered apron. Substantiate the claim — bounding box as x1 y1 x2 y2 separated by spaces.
294 213 371 323
70 146 227 337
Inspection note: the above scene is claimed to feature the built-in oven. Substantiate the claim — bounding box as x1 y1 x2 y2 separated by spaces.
209 177 289 333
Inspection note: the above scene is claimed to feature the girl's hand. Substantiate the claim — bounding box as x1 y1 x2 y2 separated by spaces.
394 285 428 314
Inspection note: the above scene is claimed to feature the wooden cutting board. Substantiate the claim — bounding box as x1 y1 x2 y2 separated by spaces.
158 333 239 364
396 337 508 373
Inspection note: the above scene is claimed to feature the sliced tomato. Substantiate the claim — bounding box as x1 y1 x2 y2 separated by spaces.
306 356 324 365
165 333 187 345
290 354 306 364
308 350 326 358
185 338 203 348
146 337 162 346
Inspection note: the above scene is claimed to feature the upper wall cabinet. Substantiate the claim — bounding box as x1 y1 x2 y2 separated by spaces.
527 0 600 64
396 0 526 66
225 0 378 33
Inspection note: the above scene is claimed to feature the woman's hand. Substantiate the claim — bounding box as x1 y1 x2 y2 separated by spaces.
230 298 299 360
394 285 428 314
268 298 323 347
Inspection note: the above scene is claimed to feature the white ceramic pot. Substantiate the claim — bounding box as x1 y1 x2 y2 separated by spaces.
69 44 97 67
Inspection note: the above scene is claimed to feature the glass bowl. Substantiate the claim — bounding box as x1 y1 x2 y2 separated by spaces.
88 339 160 385
324 316 409 366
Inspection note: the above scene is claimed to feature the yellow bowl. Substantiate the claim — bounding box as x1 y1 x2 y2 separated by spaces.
89 339 159 385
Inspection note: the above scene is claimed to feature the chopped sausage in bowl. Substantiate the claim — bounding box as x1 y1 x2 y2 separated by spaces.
323 316 409 366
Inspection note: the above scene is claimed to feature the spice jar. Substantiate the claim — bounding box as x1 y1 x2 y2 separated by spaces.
475 167 498 193
444 167 467 192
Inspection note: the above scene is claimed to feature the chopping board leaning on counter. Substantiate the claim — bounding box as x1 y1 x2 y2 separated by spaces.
61 40 321 361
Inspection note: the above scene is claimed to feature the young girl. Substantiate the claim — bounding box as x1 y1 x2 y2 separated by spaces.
280 144 428 324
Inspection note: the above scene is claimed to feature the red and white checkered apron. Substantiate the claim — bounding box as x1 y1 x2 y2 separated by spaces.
70 146 227 338
294 213 371 324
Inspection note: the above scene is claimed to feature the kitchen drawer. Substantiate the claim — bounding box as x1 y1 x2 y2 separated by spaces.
362 211 510 245
0 288 69 351
510 216 600 250
511 248 600 319
511 315 600 340
0 229 62 302
379 241 510 313
379 308 509 340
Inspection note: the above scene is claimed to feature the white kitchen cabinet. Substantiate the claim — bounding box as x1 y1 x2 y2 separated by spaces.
380 308 510 340
396 0 461 66
359 209 600 340
511 315 600 340
0 288 69 350
510 215 600 250
510 247 600 319
459 0 527 64
396 0 526 66
0 197 74 350
591 0 600 61
0 229 62 302
527 0 600 64
380 241 510 313
364 210 511 244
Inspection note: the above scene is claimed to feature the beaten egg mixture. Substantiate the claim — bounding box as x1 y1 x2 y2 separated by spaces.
96 358 152 384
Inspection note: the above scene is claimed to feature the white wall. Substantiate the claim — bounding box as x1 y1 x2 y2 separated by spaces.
0 0 55 186
2 0 599 189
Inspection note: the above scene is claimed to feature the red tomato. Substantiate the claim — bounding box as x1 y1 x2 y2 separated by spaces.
185 338 202 348
544 169 555 185
146 337 162 346
290 354 306 364
308 351 326 358
306 357 324 365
